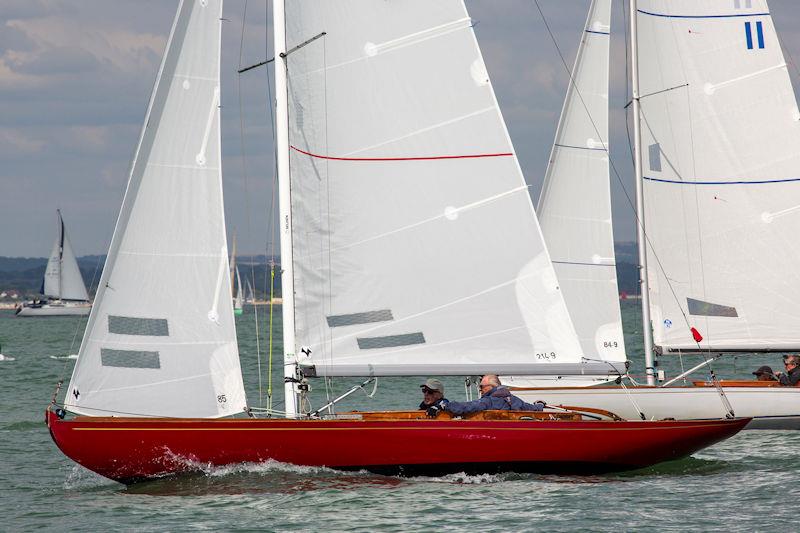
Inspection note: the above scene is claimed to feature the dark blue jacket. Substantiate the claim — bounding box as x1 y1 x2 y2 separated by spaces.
779 366 800 386
445 386 543 416
419 398 449 410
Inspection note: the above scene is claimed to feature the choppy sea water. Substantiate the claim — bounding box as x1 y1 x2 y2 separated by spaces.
1 301 798 531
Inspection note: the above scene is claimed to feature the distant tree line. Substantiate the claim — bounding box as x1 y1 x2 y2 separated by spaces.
0 244 642 299
0 255 283 300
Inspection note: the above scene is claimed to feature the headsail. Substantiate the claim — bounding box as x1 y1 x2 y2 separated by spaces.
66 0 247 417
282 1 604 377
43 210 90 302
636 0 800 352
537 0 625 364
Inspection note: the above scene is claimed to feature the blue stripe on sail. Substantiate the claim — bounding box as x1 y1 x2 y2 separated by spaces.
585 30 610 35
745 22 754 49
638 9 769 19
554 143 606 151
644 176 800 185
756 21 765 48
552 260 616 267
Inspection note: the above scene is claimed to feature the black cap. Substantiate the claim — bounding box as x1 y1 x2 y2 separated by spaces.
753 365 774 376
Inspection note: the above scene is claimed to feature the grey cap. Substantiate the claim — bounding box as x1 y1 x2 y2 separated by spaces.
420 378 444 393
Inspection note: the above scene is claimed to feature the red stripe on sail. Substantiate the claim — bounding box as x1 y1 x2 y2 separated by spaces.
290 145 513 162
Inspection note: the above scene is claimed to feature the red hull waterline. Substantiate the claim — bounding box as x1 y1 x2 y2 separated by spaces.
46 408 749 484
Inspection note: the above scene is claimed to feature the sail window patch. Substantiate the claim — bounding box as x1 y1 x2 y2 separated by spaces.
327 309 394 328
357 332 426 350
100 348 161 369
649 143 662 172
108 316 169 336
687 298 739 317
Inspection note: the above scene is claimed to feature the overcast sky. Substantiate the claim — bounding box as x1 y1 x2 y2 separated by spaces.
2 1 800 257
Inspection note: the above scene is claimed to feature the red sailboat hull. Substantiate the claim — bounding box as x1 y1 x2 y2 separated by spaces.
46 409 749 484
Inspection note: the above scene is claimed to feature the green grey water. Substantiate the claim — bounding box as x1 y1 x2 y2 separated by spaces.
1 301 797 531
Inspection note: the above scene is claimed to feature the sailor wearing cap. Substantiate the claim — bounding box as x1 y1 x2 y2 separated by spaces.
419 378 449 417
752 365 777 382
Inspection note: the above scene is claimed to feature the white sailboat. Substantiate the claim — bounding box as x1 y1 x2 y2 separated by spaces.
233 266 244 314
513 0 800 429
16 210 91 317
230 236 243 315
244 277 255 304
46 0 748 483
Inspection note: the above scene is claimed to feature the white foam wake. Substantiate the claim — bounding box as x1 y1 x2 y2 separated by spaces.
414 472 504 484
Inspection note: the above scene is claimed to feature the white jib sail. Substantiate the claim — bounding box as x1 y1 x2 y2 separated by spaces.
283 1 604 377
636 0 800 352
536 0 625 364
43 210 90 302
66 0 247 417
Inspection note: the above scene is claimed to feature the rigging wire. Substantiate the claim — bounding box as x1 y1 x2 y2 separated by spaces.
631 12 733 415
264 0 280 412
236 0 266 407
57 247 106 392
622 2 635 170
322 33 336 410
532 0 729 406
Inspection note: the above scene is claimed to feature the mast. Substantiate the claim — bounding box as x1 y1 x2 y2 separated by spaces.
273 0 299 416
57 209 64 300
629 0 656 385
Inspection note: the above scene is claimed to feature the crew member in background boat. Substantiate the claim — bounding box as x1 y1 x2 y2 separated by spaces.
752 366 777 382
775 355 800 387
419 379 449 417
429 375 545 417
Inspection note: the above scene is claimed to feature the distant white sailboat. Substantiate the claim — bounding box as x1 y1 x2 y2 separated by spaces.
229 236 243 315
16 210 91 317
233 266 244 315
244 277 255 304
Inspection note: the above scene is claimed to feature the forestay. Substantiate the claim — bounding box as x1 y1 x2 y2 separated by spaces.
66 0 247 417
283 1 609 377
43 210 90 302
636 0 800 351
537 0 625 364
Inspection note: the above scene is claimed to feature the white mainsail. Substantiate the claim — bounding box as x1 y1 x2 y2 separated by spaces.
636 0 800 352
282 1 607 377
66 0 246 418
42 210 90 302
537 0 625 364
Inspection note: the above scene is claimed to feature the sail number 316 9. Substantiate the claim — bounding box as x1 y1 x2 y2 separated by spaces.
536 352 556 360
